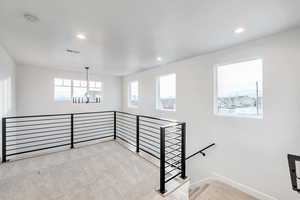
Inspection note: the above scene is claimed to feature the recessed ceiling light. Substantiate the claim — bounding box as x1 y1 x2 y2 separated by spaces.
76 34 87 40
157 57 162 61
234 27 245 34
23 13 39 23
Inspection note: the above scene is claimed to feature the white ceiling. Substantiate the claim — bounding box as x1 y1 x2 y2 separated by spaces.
0 0 300 76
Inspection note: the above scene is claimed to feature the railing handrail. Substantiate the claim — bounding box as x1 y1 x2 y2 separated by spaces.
186 143 216 160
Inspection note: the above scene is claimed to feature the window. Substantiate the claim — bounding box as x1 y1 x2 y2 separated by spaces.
157 74 176 111
88 81 102 99
128 81 139 108
73 80 87 98
215 59 263 118
54 78 72 101
54 78 102 101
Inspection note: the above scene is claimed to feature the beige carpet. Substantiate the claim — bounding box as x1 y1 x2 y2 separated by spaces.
189 181 258 200
0 140 164 200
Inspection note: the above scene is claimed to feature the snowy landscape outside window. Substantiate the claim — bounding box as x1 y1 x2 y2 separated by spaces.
215 59 263 118
128 81 139 108
157 74 176 111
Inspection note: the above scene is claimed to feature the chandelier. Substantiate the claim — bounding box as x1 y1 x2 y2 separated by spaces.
73 67 101 104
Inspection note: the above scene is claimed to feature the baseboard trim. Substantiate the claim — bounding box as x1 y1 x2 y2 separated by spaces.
190 173 278 200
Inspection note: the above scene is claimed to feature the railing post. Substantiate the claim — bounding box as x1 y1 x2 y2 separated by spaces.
181 123 187 179
2 118 7 163
160 127 166 193
136 115 140 152
70 114 74 149
114 111 116 139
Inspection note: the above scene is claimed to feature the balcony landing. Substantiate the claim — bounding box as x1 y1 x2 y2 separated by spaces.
0 140 166 200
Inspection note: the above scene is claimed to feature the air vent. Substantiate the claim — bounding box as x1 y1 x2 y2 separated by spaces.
66 49 80 54
23 13 39 23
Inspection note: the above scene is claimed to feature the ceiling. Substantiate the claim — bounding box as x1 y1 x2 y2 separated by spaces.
0 0 300 76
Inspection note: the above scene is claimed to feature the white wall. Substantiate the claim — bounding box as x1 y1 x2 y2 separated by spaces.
122 28 300 200
16 65 122 115
0 44 16 159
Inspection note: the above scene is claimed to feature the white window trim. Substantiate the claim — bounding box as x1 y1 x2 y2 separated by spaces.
128 80 139 108
54 78 72 102
156 73 176 112
54 78 103 102
213 57 263 119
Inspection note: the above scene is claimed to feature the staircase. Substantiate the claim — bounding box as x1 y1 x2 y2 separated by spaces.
189 181 257 200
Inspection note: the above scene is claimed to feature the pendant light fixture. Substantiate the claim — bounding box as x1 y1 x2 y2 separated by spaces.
73 67 101 104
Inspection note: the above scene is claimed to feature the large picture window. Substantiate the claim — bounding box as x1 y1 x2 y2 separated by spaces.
54 78 102 101
128 81 139 108
54 78 72 101
215 59 263 118
156 74 176 111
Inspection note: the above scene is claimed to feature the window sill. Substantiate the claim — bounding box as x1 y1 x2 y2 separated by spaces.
214 113 263 120
128 106 139 109
156 108 176 112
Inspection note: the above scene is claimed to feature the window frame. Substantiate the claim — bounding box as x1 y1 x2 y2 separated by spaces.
156 73 176 112
128 80 139 108
54 78 72 102
54 78 103 102
213 58 263 119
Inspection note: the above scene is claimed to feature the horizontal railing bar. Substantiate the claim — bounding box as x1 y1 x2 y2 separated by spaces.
74 129 113 137
74 126 113 133
74 115 114 122
73 111 114 115
116 125 136 136
7 135 71 147
139 127 160 135
140 131 160 140
74 135 114 144
139 123 160 130
165 142 181 148
165 160 181 170
74 123 113 130
6 121 70 128
139 115 181 123
6 124 70 133
165 172 182 183
74 117 113 123
6 117 70 124
74 113 114 119
116 120 136 128
139 138 160 150
6 128 71 137
7 139 71 151
116 122 136 133
7 132 70 142
139 135 160 145
74 133 113 141
115 111 137 117
6 143 71 157
116 136 136 147
139 147 160 159
166 153 182 162
116 115 136 122
5 114 71 119
139 119 166 126
74 119 112 126
116 129 136 141
139 143 160 155
161 123 184 129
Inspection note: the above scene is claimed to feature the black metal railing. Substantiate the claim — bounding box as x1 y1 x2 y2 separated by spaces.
288 154 300 193
2 110 215 194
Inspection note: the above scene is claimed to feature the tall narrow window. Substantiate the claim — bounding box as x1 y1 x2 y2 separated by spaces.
128 81 139 108
157 74 176 111
54 78 72 101
215 59 263 118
